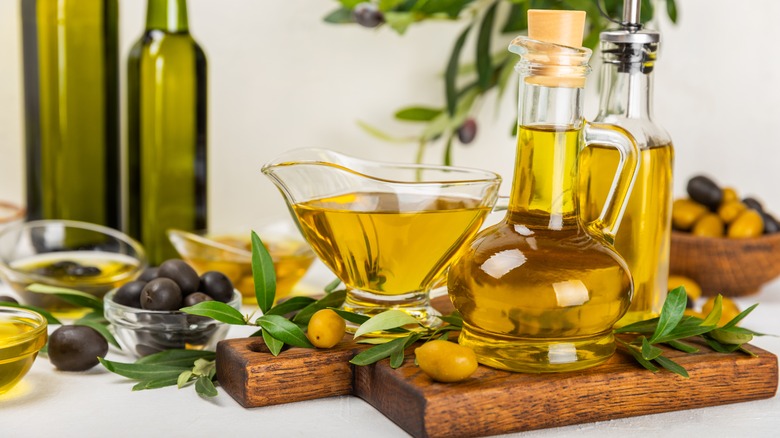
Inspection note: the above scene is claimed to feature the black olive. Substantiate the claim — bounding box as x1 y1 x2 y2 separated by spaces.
763 212 780 234
112 281 147 308
66 265 102 277
183 292 213 307
743 197 764 213
457 118 478 144
138 267 160 282
51 260 80 271
140 278 182 311
686 295 694 309
158 259 200 294
687 175 722 210
0 295 19 304
353 3 384 28
199 271 234 303
48 325 109 371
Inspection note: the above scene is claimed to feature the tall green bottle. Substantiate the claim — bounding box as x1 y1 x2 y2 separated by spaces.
127 0 208 265
21 0 120 227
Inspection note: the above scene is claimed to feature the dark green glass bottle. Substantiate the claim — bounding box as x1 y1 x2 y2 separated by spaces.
127 0 208 265
21 0 120 228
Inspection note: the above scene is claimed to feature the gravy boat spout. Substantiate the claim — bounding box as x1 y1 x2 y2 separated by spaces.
261 148 502 328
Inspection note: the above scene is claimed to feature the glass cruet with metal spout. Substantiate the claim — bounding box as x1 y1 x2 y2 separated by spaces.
581 0 674 326
447 10 640 373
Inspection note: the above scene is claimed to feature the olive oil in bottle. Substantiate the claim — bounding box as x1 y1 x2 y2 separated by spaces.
448 10 639 373
127 0 207 265
21 0 120 227
581 0 674 325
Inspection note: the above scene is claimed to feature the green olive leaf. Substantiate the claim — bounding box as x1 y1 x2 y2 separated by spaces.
132 376 180 391
99 357 189 381
617 339 658 372
262 329 284 356
251 230 277 314
0 301 62 325
353 310 420 339
641 337 663 361
436 311 463 328
26 283 103 311
136 349 215 367
350 337 409 366
264 296 317 317
475 1 497 90
323 7 353 24
721 303 759 329
664 339 699 354
395 106 442 122
73 319 121 349
324 278 342 294
292 290 347 325
180 301 246 325
177 370 194 388
614 317 660 334
701 295 723 327
648 286 687 343
328 308 370 325
445 24 472 116
195 375 218 398
256 314 314 348
654 355 689 378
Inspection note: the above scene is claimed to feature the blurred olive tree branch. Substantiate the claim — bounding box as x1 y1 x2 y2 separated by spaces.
324 0 678 165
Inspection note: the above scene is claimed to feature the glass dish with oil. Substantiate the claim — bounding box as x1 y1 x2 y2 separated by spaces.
0 307 47 395
0 220 146 318
168 221 316 305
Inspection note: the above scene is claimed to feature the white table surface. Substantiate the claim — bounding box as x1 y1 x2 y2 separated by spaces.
2 262 779 438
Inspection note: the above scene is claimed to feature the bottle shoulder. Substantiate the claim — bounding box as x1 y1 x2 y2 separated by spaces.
592 115 672 149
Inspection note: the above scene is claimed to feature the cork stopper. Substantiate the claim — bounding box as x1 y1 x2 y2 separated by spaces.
522 10 588 88
527 9 586 48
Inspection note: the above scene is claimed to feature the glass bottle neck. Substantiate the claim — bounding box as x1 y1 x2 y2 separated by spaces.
508 84 585 229
596 56 655 121
146 0 189 33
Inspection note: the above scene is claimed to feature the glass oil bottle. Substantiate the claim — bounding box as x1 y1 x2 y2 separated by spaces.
580 0 674 326
448 10 640 373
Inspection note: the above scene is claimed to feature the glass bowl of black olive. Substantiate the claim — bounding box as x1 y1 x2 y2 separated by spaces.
104 259 242 357
0 220 147 317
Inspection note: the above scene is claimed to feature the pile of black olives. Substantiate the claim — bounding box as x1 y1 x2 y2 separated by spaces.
112 259 234 310
673 175 779 238
34 260 102 278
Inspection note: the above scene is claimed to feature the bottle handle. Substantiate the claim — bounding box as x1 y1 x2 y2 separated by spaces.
582 122 640 244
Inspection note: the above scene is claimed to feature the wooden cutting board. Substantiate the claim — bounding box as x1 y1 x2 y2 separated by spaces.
216 297 778 437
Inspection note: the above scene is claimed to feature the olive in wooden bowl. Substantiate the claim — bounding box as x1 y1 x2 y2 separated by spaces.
670 175 780 297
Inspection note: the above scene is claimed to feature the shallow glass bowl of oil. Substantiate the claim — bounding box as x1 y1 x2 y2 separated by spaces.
104 288 241 358
0 307 47 395
167 221 316 305
0 220 147 317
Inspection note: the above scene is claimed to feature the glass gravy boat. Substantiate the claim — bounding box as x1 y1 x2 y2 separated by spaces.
262 148 502 327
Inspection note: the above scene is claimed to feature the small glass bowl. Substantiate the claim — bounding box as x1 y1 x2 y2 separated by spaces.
104 289 242 358
168 221 315 304
0 307 47 395
0 220 147 317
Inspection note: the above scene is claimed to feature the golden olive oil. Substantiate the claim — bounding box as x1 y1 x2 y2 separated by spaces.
183 235 315 303
448 126 632 372
0 319 47 395
580 144 673 325
9 252 140 317
294 192 490 297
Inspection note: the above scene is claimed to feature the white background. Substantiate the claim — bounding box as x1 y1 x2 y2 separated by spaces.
0 0 777 231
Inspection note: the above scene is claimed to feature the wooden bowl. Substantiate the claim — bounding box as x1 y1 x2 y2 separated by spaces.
670 231 780 297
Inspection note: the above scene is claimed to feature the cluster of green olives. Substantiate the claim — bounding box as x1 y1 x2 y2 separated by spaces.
673 175 779 238
112 259 234 310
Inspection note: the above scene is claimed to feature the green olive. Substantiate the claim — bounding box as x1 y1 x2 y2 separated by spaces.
306 309 346 348
728 209 764 238
672 199 708 230
721 187 738 204
415 340 478 383
692 213 724 238
717 200 747 224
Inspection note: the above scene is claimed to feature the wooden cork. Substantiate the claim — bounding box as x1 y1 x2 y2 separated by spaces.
525 9 587 88
527 9 586 48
